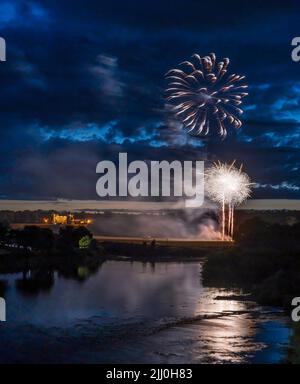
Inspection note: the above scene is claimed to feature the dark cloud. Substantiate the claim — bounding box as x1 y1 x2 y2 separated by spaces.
1 0 300 199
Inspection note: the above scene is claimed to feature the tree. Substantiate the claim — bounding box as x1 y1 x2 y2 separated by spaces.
79 235 92 249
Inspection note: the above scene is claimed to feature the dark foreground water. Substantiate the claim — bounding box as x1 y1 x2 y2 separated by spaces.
0 261 292 363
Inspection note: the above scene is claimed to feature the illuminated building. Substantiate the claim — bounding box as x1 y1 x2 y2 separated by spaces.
52 214 68 225
42 214 93 226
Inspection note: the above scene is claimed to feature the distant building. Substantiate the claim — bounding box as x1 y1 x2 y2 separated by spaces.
52 214 68 225
43 213 92 226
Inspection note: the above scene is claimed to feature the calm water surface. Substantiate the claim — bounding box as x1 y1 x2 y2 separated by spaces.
0 261 291 363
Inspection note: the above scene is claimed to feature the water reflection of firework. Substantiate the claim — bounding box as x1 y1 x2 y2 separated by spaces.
165 53 248 138
205 161 253 240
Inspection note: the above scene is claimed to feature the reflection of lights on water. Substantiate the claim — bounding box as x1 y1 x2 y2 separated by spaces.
195 288 246 316
191 289 260 363
201 314 258 363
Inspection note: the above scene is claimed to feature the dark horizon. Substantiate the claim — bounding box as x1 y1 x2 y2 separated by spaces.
1 198 300 211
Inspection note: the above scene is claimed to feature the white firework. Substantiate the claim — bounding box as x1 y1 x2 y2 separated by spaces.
205 161 252 205
165 53 248 138
205 161 253 239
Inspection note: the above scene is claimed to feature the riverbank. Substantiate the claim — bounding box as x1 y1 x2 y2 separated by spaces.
202 245 300 309
0 247 105 274
1 221 299 311
0 224 220 273
0 243 209 273
100 241 217 261
95 235 234 247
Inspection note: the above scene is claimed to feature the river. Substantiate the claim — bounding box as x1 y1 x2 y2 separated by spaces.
0 260 292 363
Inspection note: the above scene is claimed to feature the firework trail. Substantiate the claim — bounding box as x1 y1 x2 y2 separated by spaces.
165 53 248 139
205 161 253 239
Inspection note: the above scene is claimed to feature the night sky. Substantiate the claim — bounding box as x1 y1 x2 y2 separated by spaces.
1 0 300 200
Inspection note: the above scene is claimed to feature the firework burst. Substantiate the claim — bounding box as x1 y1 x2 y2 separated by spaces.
165 53 248 138
205 161 253 239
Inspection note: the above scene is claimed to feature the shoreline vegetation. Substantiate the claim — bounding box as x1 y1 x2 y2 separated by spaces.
203 218 300 309
0 218 299 310
0 224 106 274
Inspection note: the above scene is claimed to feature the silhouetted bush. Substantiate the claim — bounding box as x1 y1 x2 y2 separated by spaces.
203 218 300 308
10 226 55 251
56 226 92 252
236 218 300 250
